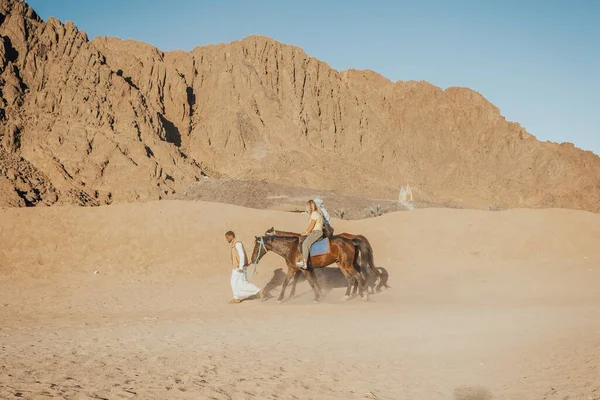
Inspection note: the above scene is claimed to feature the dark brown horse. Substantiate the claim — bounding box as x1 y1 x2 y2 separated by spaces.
265 227 389 296
249 234 368 303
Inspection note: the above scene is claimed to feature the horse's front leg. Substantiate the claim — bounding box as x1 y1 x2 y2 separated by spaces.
310 268 323 298
289 269 302 299
277 266 296 303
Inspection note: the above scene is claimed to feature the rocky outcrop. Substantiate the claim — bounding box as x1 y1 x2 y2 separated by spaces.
0 0 205 207
1 0 600 211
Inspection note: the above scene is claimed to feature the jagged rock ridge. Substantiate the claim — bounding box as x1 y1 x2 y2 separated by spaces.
1 0 599 211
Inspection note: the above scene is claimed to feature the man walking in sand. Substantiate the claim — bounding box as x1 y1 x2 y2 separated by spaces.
225 231 262 304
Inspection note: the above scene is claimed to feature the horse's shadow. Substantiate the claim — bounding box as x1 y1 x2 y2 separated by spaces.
313 268 350 292
298 268 362 295
260 267 346 299
316 266 391 294
261 268 287 300
375 266 390 291
261 266 391 300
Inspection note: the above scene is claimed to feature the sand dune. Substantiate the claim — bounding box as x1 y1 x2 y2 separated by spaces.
1 201 600 399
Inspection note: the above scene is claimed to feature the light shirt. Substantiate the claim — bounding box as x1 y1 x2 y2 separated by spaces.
311 210 324 231
235 242 245 269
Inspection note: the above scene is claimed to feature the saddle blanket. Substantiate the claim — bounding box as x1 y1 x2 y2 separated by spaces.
309 237 330 257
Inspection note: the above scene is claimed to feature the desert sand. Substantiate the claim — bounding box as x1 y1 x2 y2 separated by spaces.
2 1 600 398
1 201 599 399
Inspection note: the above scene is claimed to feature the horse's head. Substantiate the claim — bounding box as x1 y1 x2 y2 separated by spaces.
249 236 270 265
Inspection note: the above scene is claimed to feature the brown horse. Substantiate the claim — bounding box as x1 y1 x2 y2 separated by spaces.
249 234 368 302
265 227 389 296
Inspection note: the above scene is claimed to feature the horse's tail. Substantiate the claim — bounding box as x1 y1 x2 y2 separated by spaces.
352 237 380 276
352 236 391 292
362 237 391 292
351 237 381 293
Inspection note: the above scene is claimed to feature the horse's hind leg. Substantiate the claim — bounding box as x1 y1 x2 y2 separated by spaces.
350 264 369 300
364 270 376 294
350 265 359 297
351 263 367 297
337 265 354 301
354 271 368 300
343 278 353 300
346 263 367 301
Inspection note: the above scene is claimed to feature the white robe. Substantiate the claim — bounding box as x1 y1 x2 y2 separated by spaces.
231 242 260 299
231 269 260 300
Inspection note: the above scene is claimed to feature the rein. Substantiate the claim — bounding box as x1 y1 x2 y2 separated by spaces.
246 236 267 277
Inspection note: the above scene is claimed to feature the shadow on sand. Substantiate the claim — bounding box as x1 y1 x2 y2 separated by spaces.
259 266 391 301
259 268 287 300
315 266 391 294
454 386 493 400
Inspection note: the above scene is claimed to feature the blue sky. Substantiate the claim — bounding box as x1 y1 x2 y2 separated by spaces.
27 0 600 155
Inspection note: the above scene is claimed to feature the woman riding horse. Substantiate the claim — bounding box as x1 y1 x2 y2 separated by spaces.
297 200 324 270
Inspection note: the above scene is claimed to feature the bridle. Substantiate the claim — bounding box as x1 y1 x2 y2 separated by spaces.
247 236 268 276
249 233 302 274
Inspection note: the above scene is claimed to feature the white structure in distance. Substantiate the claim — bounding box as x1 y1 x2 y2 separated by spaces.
399 184 413 202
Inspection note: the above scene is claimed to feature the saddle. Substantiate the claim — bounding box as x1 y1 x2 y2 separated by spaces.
299 235 330 257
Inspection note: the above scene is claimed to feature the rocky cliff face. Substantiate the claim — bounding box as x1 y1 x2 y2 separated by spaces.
0 0 204 207
1 0 599 211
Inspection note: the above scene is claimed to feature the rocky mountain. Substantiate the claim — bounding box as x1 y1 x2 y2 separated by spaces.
1 0 599 211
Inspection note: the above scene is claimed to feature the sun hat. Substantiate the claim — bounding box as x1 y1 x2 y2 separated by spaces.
314 198 324 206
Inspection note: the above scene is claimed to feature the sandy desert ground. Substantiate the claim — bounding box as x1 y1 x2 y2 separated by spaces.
1 201 600 399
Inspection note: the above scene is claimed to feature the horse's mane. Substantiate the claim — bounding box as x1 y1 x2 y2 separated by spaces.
276 230 299 236
266 227 300 237
268 235 299 243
